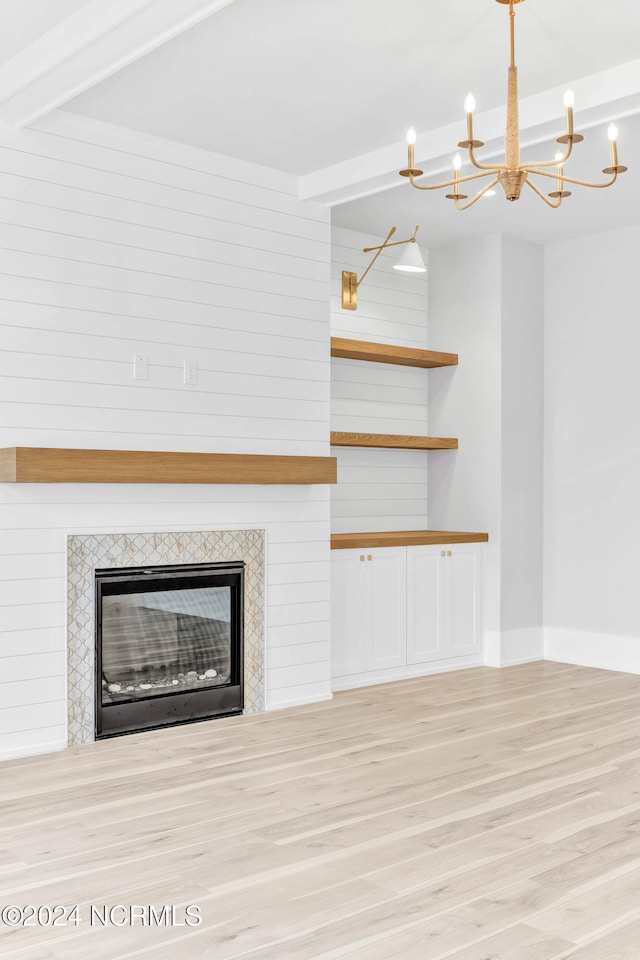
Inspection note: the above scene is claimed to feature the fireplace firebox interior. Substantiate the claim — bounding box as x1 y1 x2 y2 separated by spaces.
95 562 244 738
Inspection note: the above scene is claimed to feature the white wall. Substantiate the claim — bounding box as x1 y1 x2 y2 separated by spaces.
544 223 640 671
428 234 544 666
330 226 429 533
501 237 544 640
428 234 503 638
0 111 332 760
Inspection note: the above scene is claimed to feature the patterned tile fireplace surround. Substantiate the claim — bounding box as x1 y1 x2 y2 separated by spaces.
67 529 265 745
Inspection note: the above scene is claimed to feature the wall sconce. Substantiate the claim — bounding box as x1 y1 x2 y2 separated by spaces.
341 225 426 311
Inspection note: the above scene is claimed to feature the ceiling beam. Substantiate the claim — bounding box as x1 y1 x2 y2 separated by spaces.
300 60 640 207
0 0 240 128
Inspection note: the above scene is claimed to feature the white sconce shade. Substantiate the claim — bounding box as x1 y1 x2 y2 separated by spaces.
393 243 426 273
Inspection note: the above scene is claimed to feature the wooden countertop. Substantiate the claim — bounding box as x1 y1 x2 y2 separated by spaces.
331 530 489 549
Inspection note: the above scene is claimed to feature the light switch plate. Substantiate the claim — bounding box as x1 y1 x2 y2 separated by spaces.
133 354 148 381
183 359 198 384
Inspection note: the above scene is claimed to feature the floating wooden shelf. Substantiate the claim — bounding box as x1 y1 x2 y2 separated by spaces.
331 336 457 368
331 530 489 549
0 447 338 485
330 432 457 450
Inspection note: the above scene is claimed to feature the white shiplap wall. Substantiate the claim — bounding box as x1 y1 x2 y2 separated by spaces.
0 111 332 760
330 226 429 533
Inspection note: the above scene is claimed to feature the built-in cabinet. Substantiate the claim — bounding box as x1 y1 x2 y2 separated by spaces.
329 335 487 690
331 542 483 688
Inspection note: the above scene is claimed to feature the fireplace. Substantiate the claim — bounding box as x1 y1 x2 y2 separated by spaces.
95 562 244 738
67 528 265 746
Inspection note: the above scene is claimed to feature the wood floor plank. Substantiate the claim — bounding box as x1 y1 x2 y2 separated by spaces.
551 913 640 958
2 663 640 959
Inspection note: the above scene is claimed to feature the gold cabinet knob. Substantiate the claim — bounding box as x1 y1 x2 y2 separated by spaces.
360 555 365 561
367 554 372 561
447 550 452 557
440 550 445 557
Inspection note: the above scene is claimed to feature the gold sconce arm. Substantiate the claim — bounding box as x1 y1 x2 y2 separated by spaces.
341 225 421 311
356 226 396 289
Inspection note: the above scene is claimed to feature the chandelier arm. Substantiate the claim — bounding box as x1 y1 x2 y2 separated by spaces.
468 146 506 171
528 168 619 189
523 140 574 169
408 169 496 191
525 177 562 209
455 177 501 211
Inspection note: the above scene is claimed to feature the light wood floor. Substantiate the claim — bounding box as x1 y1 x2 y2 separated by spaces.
3 662 640 959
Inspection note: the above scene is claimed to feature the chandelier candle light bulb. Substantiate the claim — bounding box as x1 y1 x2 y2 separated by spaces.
555 151 564 197
563 90 575 138
549 150 571 200
401 127 424 178
464 93 476 142
608 123 619 168
399 0 627 209
446 152 468 201
407 127 417 170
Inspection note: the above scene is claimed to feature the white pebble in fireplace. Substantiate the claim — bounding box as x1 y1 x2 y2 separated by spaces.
67 529 265 745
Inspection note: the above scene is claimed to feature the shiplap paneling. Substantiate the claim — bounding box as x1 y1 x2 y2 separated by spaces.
330 225 429 533
0 112 332 761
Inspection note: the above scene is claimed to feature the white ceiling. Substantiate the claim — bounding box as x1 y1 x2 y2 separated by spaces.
0 0 87 67
0 0 638 245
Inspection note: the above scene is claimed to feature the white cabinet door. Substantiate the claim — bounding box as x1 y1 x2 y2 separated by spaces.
331 550 367 677
446 546 481 658
368 547 406 671
406 546 445 664
331 547 406 678
407 543 482 663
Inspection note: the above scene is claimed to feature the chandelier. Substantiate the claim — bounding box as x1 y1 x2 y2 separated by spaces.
399 0 627 208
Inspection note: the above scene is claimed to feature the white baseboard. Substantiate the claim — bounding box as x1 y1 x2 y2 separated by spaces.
331 657 484 692
484 627 543 668
266 692 333 712
0 738 67 763
545 627 640 675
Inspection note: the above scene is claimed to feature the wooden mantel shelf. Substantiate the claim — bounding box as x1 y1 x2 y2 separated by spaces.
331 432 457 450
331 337 457 368
0 448 338 485
331 530 489 549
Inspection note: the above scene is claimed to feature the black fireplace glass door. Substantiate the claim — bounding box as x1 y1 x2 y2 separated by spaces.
101 584 232 702
95 563 243 737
